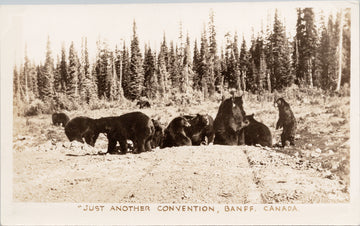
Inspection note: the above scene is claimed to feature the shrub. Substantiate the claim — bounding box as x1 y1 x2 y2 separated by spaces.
24 99 46 116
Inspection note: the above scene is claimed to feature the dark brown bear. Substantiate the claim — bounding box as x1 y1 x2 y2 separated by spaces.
52 112 70 127
136 100 151 109
244 114 272 147
94 112 155 154
214 95 249 145
150 119 164 148
275 98 297 147
184 114 215 145
64 116 98 146
161 116 192 148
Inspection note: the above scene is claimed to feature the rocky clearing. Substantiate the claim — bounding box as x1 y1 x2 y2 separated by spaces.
12 94 350 203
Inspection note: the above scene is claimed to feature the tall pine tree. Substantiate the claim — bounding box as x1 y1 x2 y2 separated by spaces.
129 20 144 100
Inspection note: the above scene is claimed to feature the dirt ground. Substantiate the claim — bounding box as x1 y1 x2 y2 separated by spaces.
12 94 350 203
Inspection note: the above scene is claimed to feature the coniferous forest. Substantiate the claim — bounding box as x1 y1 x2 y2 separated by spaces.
13 8 351 116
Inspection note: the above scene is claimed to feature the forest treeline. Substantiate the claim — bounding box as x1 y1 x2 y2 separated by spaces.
13 8 351 114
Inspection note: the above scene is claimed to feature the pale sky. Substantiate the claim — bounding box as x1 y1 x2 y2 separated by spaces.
0 1 350 66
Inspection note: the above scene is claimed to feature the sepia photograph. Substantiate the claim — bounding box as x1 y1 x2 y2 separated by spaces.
1 0 359 225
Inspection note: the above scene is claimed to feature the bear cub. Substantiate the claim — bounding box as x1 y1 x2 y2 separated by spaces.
184 114 215 145
275 98 297 147
161 116 192 148
64 116 98 146
52 112 70 127
244 114 272 147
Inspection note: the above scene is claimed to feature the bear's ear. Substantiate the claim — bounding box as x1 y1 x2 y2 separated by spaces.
251 113 255 117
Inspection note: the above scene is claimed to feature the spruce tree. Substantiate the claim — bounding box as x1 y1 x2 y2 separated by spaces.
13 66 20 104
192 39 201 90
268 10 292 91
41 36 55 100
114 45 124 100
341 8 351 86
143 45 156 98
168 41 178 89
30 61 39 99
59 44 68 93
23 45 31 102
180 33 192 93
129 20 144 100
294 8 317 87
67 41 79 99
239 37 250 91
121 43 131 99
207 9 218 95
53 55 62 93
157 43 169 97
199 27 209 97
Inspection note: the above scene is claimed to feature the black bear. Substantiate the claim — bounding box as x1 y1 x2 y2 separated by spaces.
275 98 297 147
243 114 272 147
94 112 155 154
52 112 70 127
150 119 164 148
64 116 99 146
136 100 151 109
214 95 249 145
184 114 215 145
161 116 192 148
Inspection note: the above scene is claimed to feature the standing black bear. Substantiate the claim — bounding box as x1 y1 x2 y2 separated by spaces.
214 95 249 145
52 112 70 127
244 114 272 147
161 116 192 148
184 114 215 145
94 112 155 154
275 98 297 146
65 116 99 146
150 119 164 148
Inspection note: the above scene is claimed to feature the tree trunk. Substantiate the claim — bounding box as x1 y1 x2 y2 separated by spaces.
308 58 313 88
266 69 271 92
336 9 343 92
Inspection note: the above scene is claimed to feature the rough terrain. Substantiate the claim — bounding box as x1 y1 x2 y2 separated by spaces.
12 92 350 203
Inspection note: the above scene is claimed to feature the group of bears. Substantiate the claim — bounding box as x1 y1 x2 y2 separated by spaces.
52 95 297 155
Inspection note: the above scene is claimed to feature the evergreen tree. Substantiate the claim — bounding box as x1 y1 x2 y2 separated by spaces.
13 66 20 104
40 36 55 100
129 20 144 100
317 12 331 89
114 45 124 100
30 61 39 98
268 10 292 91
157 43 169 97
23 45 31 102
199 27 209 97
294 8 317 87
168 41 179 89
328 13 341 90
180 33 192 93
232 32 241 90
192 39 201 90
95 39 112 99
53 55 62 93
81 37 97 103
143 45 157 98
207 9 218 95
36 64 44 99
239 37 250 91
59 43 68 93
341 8 351 86
67 41 79 98
121 43 131 99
